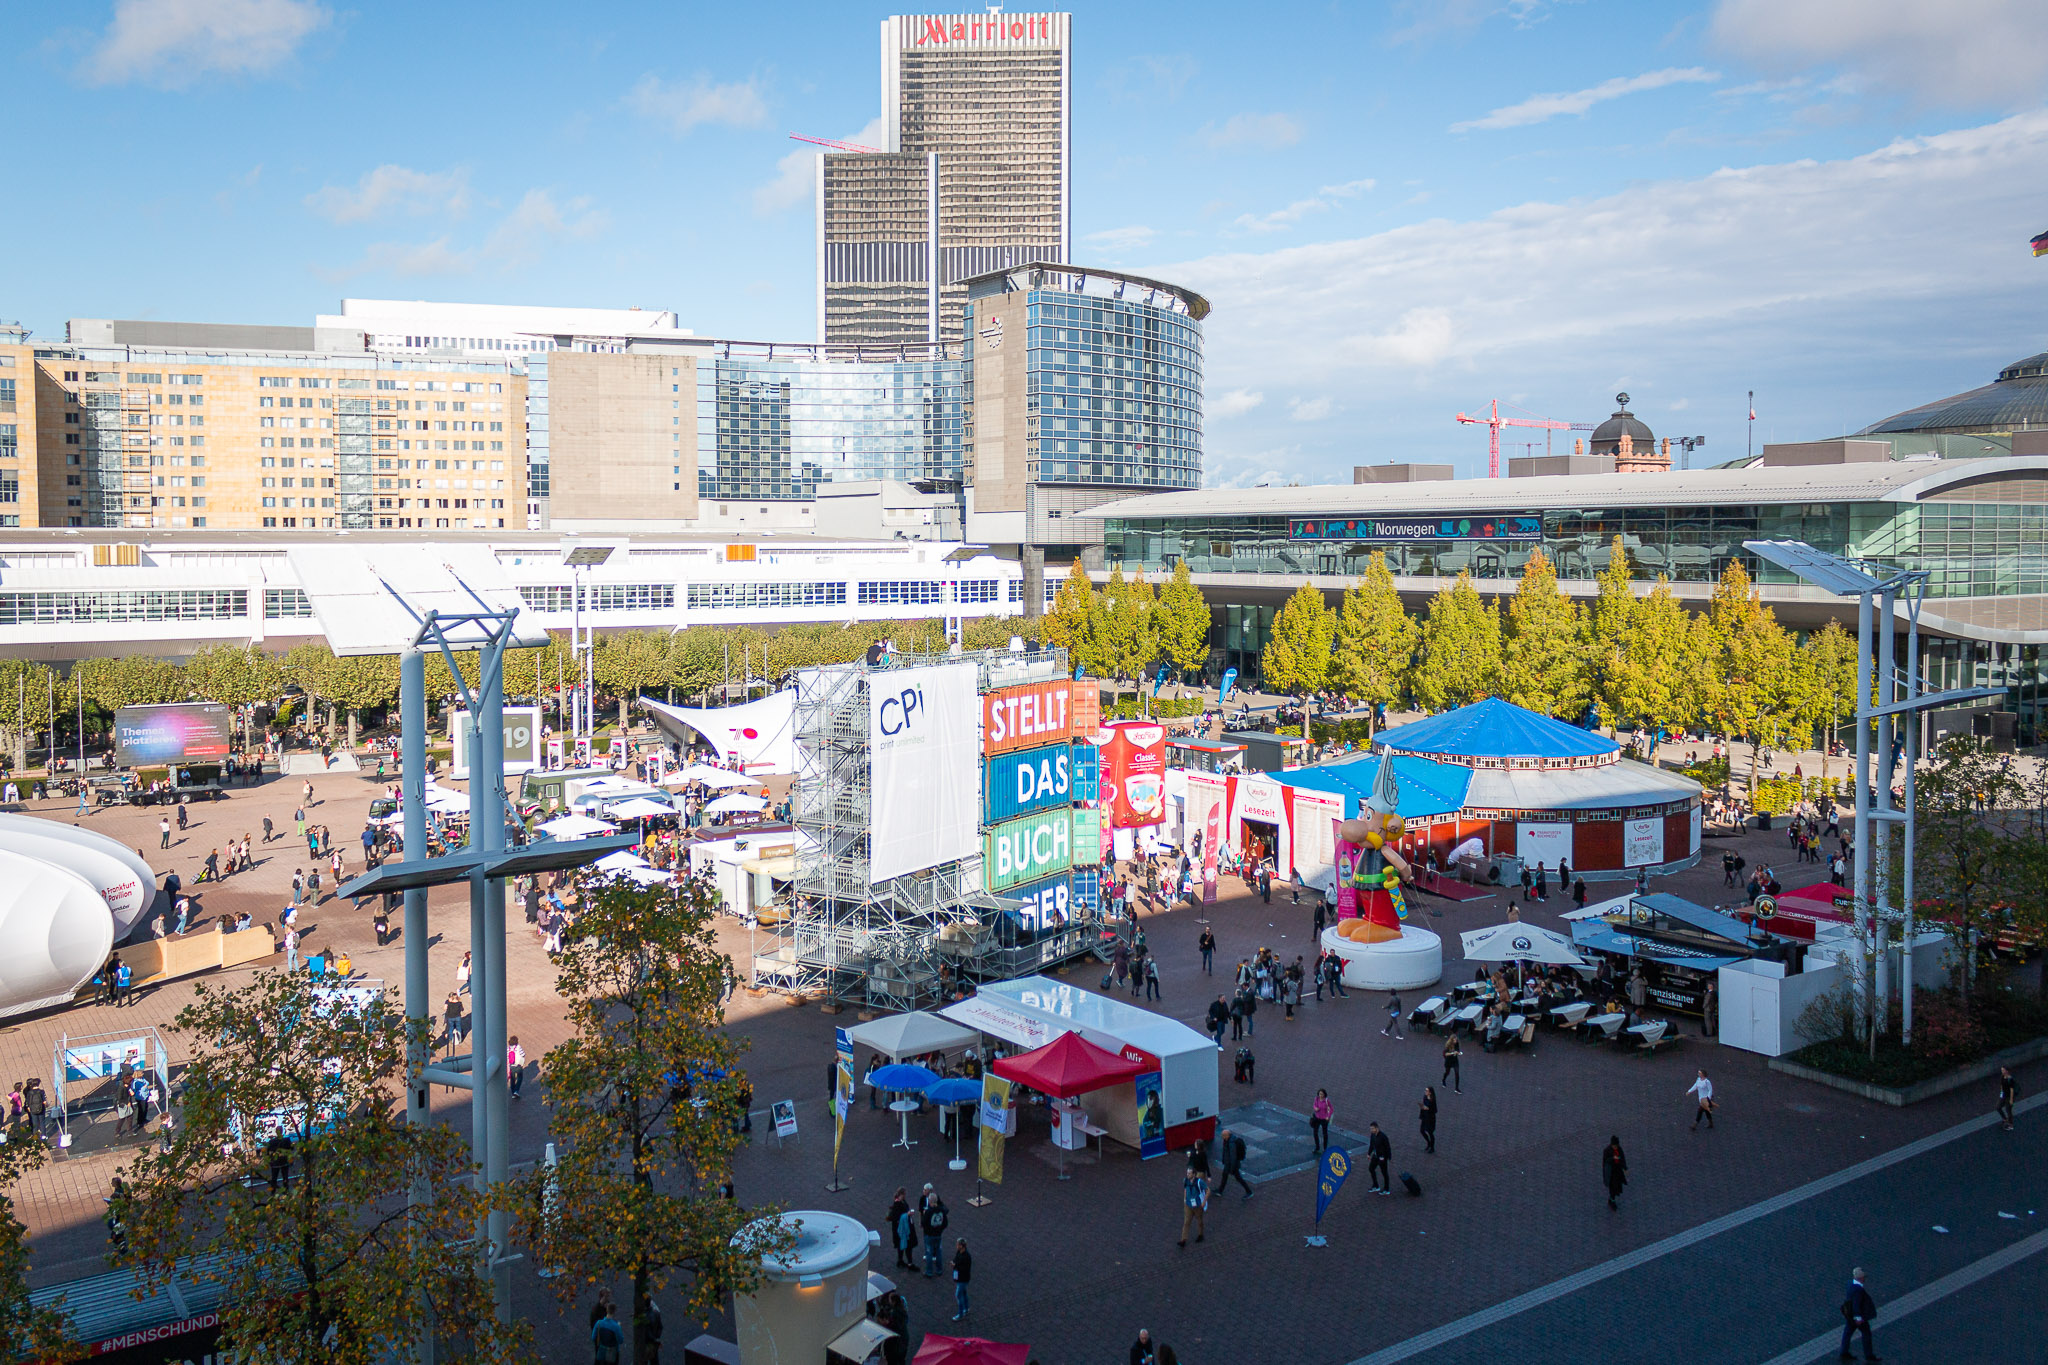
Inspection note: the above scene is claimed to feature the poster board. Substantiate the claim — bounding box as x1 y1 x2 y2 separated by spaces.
869 663 982 884
1517 822 1573 872
1624 818 1665 867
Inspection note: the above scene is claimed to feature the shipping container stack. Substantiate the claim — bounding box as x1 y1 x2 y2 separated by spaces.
978 678 1104 946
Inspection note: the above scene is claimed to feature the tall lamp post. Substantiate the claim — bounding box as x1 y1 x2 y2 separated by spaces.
1744 540 2000 1045
559 539 615 750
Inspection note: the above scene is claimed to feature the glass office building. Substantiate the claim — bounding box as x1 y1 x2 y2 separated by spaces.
693 354 967 501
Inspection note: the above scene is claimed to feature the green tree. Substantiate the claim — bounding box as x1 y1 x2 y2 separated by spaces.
595 630 676 730
1500 548 1589 719
1910 739 2048 1010
1152 559 1211 694
1410 571 1501 713
1607 576 1701 739
1327 551 1416 736
77 655 186 712
516 872 785 1349
185 645 282 753
0 1125 79 1363
1799 619 1858 779
1042 560 1101 677
311 652 401 752
0 659 55 772
115 971 523 1363
1094 567 1155 708
1586 536 1637 731
1703 561 1800 795
1261 581 1335 740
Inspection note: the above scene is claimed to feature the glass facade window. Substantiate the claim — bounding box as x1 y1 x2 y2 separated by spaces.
686 581 849 610
0 589 247 625
857 580 947 606
955 579 1000 604
968 290 1203 494
263 587 314 619
1102 500 2048 601
695 357 966 502
517 584 676 612
1007 578 1061 604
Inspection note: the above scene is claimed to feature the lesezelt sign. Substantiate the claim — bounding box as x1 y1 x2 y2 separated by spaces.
1289 516 1542 542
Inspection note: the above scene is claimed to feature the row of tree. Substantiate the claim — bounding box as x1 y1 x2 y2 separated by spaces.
1254 539 1859 780
1040 560 1211 706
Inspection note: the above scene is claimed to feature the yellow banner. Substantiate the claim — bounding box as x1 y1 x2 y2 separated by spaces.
977 1075 1012 1184
834 1055 853 1168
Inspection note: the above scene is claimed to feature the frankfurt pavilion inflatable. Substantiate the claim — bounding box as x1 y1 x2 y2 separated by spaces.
0 848 116 1020
0 812 157 937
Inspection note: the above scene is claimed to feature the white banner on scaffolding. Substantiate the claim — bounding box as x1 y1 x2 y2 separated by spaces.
868 663 982 885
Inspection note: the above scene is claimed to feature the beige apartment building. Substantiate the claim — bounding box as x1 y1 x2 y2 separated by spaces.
530 350 698 527
16 327 525 531
0 326 41 527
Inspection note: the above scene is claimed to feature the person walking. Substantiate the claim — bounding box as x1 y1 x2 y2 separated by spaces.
508 1037 525 1099
1214 1127 1251 1199
1441 1032 1463 1093
894 1200 919 1277
1602 1135 1628 1211
1228 992 1246 1042
1206 995 1229 1050
262 815 274 844
1177 1164 1208 1248
1365 1122 1392 1195
950 1238 972 1320
114 958 133 1007
1130 1329 1158 1365
1145 955 1161 1002
1533 862 1548 903
920 1186 948 1277
1419 1086 1438 1154
1381 991 1404 1040
1839 1267 1880 1362
590 1299 625 1365
1519 863 1533 902
457 951 473 996
444 991 466 1052
158 815 171 849
1198 928 1215 975
1687 1070 1716 1130
1310 1088 1333 1154
1997 1065 2018 1130
887 1187 912 1268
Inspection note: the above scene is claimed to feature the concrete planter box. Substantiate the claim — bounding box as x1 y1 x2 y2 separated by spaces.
1768 1034 2048 1106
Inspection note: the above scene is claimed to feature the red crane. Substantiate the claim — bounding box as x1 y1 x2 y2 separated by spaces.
1455 400 1571 478
788 133 882 153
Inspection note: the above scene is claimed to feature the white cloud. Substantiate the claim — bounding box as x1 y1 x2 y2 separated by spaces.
1210 388 1265 419
1288 396 1336 422
1713 0 2048 108
1233 178 1375 234
1451 68 1719 131
1200 112 1303 151
1083 225 1159 253
85 0 329 86
1202 448 1300 489
312 237 470 285
754 117 886 216
483 190 609 267
626 74 769 137
1161 111 2048 481
305 166 469 224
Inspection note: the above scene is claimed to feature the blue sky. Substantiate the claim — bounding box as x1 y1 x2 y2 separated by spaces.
6 0 2048 485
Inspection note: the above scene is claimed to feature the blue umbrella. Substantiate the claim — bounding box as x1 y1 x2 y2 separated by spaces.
924 1077 983 1170
867 1063 939 1092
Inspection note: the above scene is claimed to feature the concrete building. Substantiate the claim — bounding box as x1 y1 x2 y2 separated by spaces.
23 327 526 533
313 298 690 357
819 12 1072 348
0 323 40 529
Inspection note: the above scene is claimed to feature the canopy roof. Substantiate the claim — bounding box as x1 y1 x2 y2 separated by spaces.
1271 754 1470 819
1778 881 1855 919
1463 760 1699 811
845 1009 981 1061
990 1030 1146 1098
641 693 796 773
1377 698 1618 763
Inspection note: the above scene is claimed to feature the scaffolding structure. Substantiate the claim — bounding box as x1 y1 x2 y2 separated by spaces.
754 645 1113 1009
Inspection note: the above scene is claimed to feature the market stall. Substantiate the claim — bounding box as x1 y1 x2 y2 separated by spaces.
940 975 1218 1155
845 1009 982 1063
1569 892 1796 1014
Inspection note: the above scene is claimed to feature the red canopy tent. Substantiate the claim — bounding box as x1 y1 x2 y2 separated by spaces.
989 1029 1145 1097
1778 882 1855 917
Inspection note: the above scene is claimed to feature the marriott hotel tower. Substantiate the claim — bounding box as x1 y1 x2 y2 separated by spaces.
818 11 1072 350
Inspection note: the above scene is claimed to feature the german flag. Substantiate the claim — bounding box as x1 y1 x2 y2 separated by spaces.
2034 229 2048 258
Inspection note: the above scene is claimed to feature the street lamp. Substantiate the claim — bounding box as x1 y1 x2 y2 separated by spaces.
1743 539 2000 1045
559 539 614 747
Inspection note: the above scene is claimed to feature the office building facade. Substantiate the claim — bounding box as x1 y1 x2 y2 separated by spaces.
820 12 1072 348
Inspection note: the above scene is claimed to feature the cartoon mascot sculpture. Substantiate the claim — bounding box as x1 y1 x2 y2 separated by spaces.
1335 752 1411 944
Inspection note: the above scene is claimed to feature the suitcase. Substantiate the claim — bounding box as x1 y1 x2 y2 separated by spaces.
1400 1172 1422 1197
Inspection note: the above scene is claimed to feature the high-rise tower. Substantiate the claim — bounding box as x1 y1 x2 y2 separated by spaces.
818 11 1071 350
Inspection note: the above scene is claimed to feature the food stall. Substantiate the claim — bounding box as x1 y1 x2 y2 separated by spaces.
1569 892 1797 1014
940 975 1217 1156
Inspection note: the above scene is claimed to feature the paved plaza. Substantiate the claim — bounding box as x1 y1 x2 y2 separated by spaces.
6 757 2046 1363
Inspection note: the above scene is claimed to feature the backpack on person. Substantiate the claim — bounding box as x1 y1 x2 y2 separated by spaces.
592 1317 623 1365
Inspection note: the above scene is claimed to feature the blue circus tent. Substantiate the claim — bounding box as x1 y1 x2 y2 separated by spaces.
1374 697 1617 762
1277 753 1469 819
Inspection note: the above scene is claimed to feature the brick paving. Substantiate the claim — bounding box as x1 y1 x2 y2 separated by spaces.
5 753 2046 1363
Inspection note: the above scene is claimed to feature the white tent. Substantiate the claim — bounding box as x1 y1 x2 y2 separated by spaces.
665 765 761 789
1459 922 1587 967
0 812 157 937
0 847 115 1020
423 788 469 814
594 850 650 872
845 1010 982 1061
640 693 797 774
705 794 770 816
604 797 675 821
539 812 616 840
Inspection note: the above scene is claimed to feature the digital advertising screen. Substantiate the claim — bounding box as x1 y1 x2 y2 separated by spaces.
112 703 235 767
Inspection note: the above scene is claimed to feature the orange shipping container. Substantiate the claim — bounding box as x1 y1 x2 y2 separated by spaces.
1070 680 1100 738
983 680 1075 756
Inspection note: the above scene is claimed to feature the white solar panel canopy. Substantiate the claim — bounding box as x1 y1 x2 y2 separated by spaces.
1741 539 1884 597
286 544 549 656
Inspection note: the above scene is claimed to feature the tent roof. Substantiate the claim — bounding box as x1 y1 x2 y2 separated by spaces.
1778 881 1855 914
1377 698 1618 761
959 976 1217 1062
640 693 796 772
845 1010 981 1060
1462 760 1699 811
990 1030 1145 1098
1286 753 1472 818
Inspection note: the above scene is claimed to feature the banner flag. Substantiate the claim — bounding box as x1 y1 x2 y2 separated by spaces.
978 1075 1013 1184
833 1027 854 1169
1315 1146 1352 1226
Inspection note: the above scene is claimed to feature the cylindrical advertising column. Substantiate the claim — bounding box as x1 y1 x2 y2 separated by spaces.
732 1212 877 1365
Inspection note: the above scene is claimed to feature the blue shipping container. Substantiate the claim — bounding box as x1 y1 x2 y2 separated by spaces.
1071 742 1100 802
1005 872 1077 929
984 742 1076 823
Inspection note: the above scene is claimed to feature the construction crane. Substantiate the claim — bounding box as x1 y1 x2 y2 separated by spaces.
789 133 881 153
1454 399 1571 478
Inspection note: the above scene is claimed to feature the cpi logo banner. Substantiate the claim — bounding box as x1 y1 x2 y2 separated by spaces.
869 663 981 884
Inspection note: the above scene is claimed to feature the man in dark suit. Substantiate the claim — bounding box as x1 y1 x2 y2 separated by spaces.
1839 1267 1880 1361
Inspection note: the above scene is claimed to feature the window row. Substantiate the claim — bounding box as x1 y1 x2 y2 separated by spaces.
0 589 247 625
686 582 850 610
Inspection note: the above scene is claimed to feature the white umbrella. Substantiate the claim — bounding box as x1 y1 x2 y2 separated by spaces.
539 812 616 840
1459 922 1586 967
671 765 759 789
705 794 770 816
594 850 650 872
604 796 674 820
423 788 469 814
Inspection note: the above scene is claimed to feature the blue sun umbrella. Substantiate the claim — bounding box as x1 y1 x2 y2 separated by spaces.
867 1063 939 1092
925 1077 984 1170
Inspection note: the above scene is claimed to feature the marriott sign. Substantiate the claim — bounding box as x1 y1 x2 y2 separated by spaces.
903 11 1061 47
